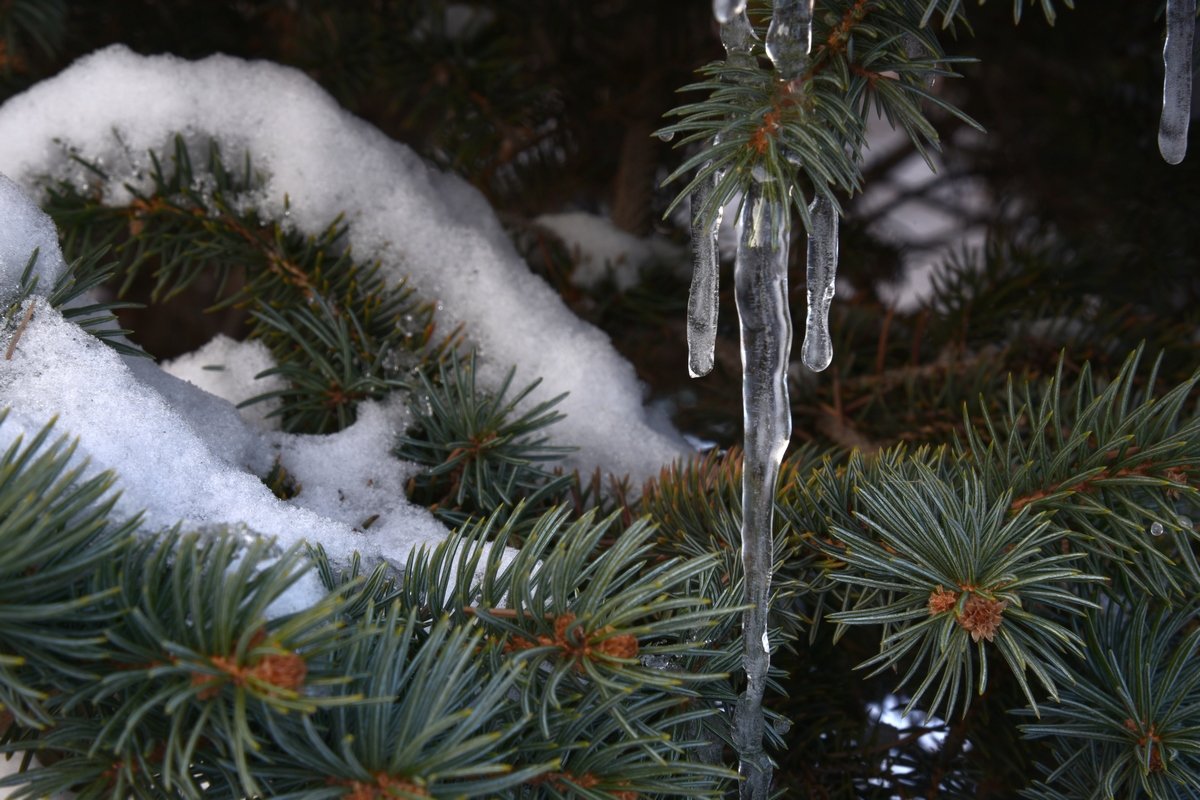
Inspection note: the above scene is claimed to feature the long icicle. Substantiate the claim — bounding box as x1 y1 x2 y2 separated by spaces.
732 182 792 800
801 194 839 372
1160 0 1196 164
687 8 759 378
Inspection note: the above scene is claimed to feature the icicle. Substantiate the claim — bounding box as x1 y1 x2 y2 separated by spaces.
732 180 792 799
721 5 758 67
686 10 760 378
1159 0 1195 164
801 195 839 372
687 161 722 378
712 0 747 25
766 0 815 81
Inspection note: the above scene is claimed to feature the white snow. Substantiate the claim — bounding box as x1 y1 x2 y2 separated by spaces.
535 211 672 292
0 173 67 299
162 334 286 431
0 299 468 614
0 45 689 483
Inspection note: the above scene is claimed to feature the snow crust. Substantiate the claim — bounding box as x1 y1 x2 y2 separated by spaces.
0 45 688 482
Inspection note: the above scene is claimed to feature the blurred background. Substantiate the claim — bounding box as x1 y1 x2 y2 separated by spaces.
1 0 1197 454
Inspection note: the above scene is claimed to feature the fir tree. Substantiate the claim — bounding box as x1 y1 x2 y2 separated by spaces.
0 2 1198 799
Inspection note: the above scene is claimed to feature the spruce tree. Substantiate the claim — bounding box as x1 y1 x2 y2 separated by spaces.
0 2 1198 799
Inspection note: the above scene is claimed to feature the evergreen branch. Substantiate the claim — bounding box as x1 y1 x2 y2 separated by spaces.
0 412 135 729
1020 601 1200 799
43 136 440 433
815 458 1101 719
63 530 351 797
395 351 574 526
245 295 413 433
249 606 546 799
961 349 1200 599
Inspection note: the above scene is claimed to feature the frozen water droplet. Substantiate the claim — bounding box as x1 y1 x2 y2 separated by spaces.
1150 521 1165 536
656 129 675 142
1160 0 1195 164
1179 515 1194 530
713 0 748 25
801 195 839 372
766 0 815 81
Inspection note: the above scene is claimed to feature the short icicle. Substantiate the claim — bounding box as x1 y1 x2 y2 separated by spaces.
687 162 722 377
1160 0 1196 164
732 181 792 799
801 194 839 372
766 0 815 80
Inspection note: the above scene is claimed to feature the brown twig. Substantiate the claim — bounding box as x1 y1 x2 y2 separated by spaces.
5 302 36 360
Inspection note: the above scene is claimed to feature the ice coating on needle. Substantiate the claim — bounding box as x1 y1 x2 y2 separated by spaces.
1159 0 1195 164
802 194 839 372
766 0 815 81
0 173 68 297
713 0 748 25
731 182 792 798
0 45 688 485
687 165 722 378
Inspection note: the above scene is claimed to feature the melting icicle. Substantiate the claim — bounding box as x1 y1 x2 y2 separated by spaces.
1160 0 1196 164
732 181 792 800
721 5 758 67
685 10 760 378
766 0 815 81
687 161 722 377
712 0 748 25
801 195 839 372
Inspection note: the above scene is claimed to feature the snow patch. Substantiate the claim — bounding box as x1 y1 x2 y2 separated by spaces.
0 45 689 483
536 211 671 291
0 299 459 614
162 334 286 431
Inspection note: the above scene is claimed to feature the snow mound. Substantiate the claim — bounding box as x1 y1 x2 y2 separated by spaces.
0 299 469 613
0 45 689 482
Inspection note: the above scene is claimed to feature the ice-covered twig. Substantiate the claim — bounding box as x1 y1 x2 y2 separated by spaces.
801 194 839 372
766 0 815 81
1160 0 1196 164
732 181 792 799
